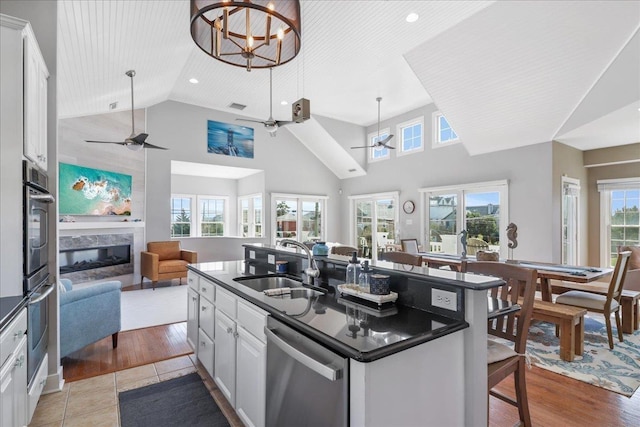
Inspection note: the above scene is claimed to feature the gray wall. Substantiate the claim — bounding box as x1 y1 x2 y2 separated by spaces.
340 103 556 262
146 100 341 261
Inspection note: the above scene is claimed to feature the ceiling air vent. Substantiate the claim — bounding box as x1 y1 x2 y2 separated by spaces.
228 102 247 111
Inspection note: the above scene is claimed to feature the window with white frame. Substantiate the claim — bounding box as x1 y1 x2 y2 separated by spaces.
238 194 263 237
397 116 424 156
368 128 391 162
420 181 509 257
598 178 639 267
349 192 399 260
432 111 459 147
171 195 193 237
170 194 228 237
272 193 327 244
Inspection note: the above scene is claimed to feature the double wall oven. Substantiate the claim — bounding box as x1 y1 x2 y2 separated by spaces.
23 160 55 387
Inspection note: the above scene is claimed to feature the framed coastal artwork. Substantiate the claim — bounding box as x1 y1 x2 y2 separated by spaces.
59 163 132 216
207 120 255 158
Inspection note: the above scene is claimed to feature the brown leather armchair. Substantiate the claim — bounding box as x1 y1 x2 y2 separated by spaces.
140 241 197 290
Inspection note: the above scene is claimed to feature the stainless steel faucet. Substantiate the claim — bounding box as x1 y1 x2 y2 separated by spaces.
278 239 320 286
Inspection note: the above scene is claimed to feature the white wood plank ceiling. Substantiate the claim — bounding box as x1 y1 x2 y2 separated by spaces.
57 0 640 155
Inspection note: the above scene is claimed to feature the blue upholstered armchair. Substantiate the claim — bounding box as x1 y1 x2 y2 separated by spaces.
59 278 122 358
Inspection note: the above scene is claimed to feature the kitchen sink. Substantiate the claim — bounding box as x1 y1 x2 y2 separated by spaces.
233 275 303 292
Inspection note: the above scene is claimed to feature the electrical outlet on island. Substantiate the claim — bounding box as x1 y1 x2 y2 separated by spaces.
432 288 457 311
268 254 275 264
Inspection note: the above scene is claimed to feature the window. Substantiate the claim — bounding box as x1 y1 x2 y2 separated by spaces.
199 197 226 236
238 194 263 237
171 194 227 237
598 178 640 267
350 192 399 260
420 181 508 257
432 111 459 147
368 128 391 162
171 196 193 237
272 193 327 244
397 117 424 156
561 177 580 266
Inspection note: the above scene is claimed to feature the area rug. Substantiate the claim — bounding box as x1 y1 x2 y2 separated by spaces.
525 314 640 397
120 284 187 331
119 372 230 427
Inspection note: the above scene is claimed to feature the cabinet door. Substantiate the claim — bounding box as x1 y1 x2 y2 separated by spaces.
1 335 27 427
236 326 266 427
187 287 199 354
197 329 214 379
23 34 40 166
214 310 236 407
199 296 214 340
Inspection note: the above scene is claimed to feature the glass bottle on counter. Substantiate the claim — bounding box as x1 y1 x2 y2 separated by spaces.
358 260 371 293
345 252 362 286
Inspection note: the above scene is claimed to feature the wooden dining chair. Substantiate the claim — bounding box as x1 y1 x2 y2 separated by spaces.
466 262 537 427
381 251 423 266
330 245 358 256
400 238 419 254
555 251 632 349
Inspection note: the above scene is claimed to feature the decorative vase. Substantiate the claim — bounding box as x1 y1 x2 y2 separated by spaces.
312 241 329 256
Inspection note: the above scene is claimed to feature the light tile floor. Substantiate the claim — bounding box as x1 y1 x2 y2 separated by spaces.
28 354 198 427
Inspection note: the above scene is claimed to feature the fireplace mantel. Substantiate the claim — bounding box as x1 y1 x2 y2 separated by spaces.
58 221 145 230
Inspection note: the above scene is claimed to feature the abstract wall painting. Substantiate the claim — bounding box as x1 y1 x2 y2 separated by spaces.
207 120 254 158
59 163 132 216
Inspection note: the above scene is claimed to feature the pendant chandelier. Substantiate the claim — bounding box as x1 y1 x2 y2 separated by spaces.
190 0 301 72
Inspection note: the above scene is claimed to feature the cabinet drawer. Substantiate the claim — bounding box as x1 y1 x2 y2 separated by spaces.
0 308 27 366
237 300 268 343
197 329 214 380
199 298 215 340
27 353 47 423
216 287 237 319
187 272 199 291
199 278 215 304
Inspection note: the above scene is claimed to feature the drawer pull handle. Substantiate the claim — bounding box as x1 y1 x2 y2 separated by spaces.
192 297 197 302
201 341 206 347
201 306 207 311
226 327 233 334
233 332 239 339
14 355 25 368
14 330 24 339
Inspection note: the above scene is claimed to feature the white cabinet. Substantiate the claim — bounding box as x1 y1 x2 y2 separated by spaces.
214 310 237 406
198 329 214 379
236 325 266 427
187 287 199 355
0 308 28 427
22 24 49 171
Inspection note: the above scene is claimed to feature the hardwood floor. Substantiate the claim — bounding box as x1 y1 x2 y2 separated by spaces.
62 322 191 382
62 322 639 426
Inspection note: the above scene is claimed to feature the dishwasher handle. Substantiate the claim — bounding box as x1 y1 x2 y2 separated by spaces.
264 326 342 382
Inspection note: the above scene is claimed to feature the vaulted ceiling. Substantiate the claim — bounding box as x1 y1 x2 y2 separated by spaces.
57 0 640 161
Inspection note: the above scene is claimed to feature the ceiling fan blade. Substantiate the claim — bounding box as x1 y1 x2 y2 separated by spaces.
141 141 168 150
350 146 371 149
380 134 394 144
236 118 266 125
275 120 294 127
85 140 126 145
130 133 149 144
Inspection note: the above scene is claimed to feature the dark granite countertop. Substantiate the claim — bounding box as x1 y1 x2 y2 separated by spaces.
243 243 504 290
188 261 469 362
0 295 28 330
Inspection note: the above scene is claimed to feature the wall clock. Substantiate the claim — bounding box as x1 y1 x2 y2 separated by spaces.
402 200 415 214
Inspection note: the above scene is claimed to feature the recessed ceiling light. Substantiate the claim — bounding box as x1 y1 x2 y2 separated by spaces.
406 13 419 23
189 78 199 84
281 100 288 105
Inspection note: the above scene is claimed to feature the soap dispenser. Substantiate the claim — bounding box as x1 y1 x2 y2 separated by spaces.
358 260 371 293
345 252 362 286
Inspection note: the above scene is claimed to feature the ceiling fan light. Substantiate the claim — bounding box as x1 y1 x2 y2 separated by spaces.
191 0 301 72
127 143 144 152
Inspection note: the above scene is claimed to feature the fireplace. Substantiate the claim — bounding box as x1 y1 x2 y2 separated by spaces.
60 244 131 274
59 233 134 282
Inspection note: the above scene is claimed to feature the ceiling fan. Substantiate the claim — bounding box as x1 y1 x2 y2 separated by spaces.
236 68 293 137
351 97 395 150
85 70 167 150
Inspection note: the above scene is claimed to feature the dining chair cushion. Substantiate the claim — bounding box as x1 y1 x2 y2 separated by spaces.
487 340 518 364
556 291 619 311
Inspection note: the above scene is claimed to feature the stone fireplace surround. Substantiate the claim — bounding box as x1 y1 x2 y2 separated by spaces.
58 222 145 285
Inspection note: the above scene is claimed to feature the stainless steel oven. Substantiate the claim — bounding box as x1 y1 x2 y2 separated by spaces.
23 160 54 295
27 280 54 385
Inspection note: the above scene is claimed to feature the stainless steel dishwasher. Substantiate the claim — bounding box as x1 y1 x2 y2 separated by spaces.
265 317 348 427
